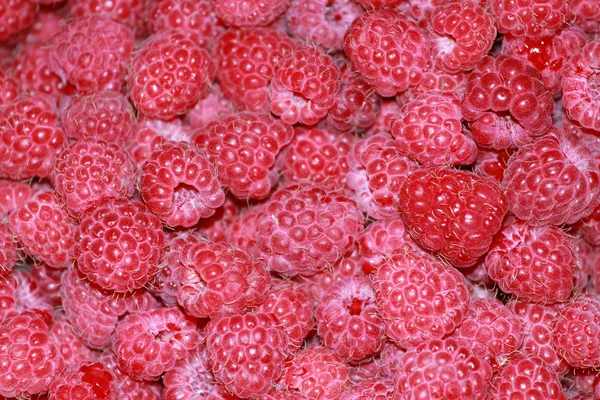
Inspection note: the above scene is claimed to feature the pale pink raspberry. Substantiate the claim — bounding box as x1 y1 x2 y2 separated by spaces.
364 99 401 137
212 0 289 27
162 346 222 400
340 378 393 400
396 69 468 106
379 340 405 379
22 8 64 44
0 270 56 325
572 0 600 33
225 202 267 254
488 0 571 38
196 196 239 243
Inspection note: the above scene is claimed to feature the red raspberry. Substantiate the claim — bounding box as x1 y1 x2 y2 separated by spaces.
128 117 192 168
63 91 135 145
398 167 508 268
487 221 576 303
461 55 554 149
394 337 493 399
488 355 564 400
214 27 295 111
0 179 36 218
429 1 496 73
552 294 600 369
212 0 289 27
97 353 162 400
49 17 134 93
205 311 289 398
74 199 165 292
163 346 222 400
226 202 267 254
49 362 117 400
286 0 364 51
315 276 384 362
391 93 478 166
0 0 36 41
48 314 95 368
193 112 293 199
503 135 600 226
0 222 17 276
52 141 136 219
67 0 147 36
340 378 393 400
139 141 224 227
581 205 600 245
473 148 514 183
406 0 447 25
397 69 469 105
113 307 201 381
346 133 418 220
279 127 354 193
344 10 431 97
196 196 239 243
0 94 67 180
129 31 212 120
9 190 75 269
364 99 401 137
253 183 364 277
0 70 18 106
373 250 470 348
0 311 64 398
572 0 600 33
2 269 56 323
148 0 224 49
269 45 340 125
488 0 570 38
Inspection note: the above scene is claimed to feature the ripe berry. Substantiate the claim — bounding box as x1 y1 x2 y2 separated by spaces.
0 0 36 41
48 314 95 368
212 0 289 27
0 222 18 276
488 0 570 38
67 0 147 35
49 362 117 400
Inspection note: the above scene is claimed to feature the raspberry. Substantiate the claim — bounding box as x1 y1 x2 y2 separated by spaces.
346 133 418 220
0 0 36 41
226 202 266 254
212 0 289 27
9 190 76 269
0 70 18 106
315 276 384 362
0 94 67 180
97 353 163 400
571 235 593 292
461 55 554 149
340 378 393 400
572 0 600 33
373 250 470 348
253 183 364 276
286 0 364 51
269 45 341 125
580 205 600 245
394 337 493 399
205 311 289 398
214 27 295 111
193 112 293 199
397 70 469 105
473 148 514 183
52 141 136 219
22 8 64 45
128 117 192 168
49 17 134 93
49 362 117 400
398 167 508 268
67 0 147 36
128 31 212 120
62 91 135 145
74 198 165 292
344 10 431 97
488 0 570 38
0 179 36 218
0 222 18 276
113 307 201 381
429 1 496 73
196 196 239 243
163 346 221 400
48 314 95 368
552 294 600 369
140 141 225 227
0 270 56 325
184 84 234 129
379 340 405 378
503 135 600 226
391 93 478 166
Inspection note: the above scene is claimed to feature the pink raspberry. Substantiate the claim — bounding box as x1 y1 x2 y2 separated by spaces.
269 45 341 125
62 91 135 145
396 69 469 105
49 17 134 93
340 378 393 400
488 0 570 38
0 222 17 276
379 340 406 379
48 314 95 368
580 205 600 245
315 276 384 362
406 0 448 24
22 8 64 44
214 27 295 111
253 183 364 276
163 346 222 400
49 362 117 400
473 148 514 183
344 10 431 97
205 311 289 398
346 133 418 220
0 269 57 325
226 202 266 254
193 112 293 199
0 0 36 41
429 1 496 73
394 337 493 399
487 221 576 303
0 94 67 180
74 199 165 292
373 250 470 348
0 179 36 218
398 167 508 268
503 135 600 226
212 0 289 27
52 141 136 219
391 93 478 166
279 127 354 193
67 0 147 36
196 196 239 243
184 84 234 129
571 235 594 292
128 31 212 120
552 294 600 369
286 0 364 51
97 353 162 400
114 307 201 381
364 99 401 137
128 117 192 168
572 0 600 33
461 55 554 149
0 70 18 106
9 190 75 269
139 141 224 227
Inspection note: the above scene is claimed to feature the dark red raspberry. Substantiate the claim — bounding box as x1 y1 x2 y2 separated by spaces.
49 362 117 400
488 0 570 38
67 0 147 36
0 0 36 41
212 0 289 27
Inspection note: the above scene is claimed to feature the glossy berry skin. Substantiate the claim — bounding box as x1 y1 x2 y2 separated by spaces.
140 141 225 227
398 167 508 268
503 135 600 226
344 10 431 97
212 0 289 27
129 31 212 120
486 221 576 303
373 250 470 348
49 362 117 400
49 17 134 93
488 0 570 38
113 307 201 381
0 0 36 41
74 199 165 292
205 311 289 398
67 0 147 36
269 45 341 126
